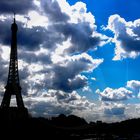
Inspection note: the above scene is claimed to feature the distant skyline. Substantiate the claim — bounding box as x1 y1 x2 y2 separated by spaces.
0 0 140 122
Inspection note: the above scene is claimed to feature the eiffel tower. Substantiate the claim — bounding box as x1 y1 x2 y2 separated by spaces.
0 15 28 119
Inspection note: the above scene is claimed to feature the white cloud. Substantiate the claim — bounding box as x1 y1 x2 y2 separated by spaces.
23 91 127 123
107 14 140 60
91 77 96 81
25 11 49 28
96 87 132 101
103 102 125 116
127 80 140 97
82 86 91 92
93 80 140 122
24 90 95 117
57 0 95 28
127 80 140 90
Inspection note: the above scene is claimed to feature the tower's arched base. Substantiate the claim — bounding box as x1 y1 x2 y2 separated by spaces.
0 107 29 120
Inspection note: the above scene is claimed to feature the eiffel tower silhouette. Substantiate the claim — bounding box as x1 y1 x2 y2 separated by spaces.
0 14 28 119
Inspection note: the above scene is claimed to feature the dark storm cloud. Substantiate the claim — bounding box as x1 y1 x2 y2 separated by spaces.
18 23 62 51
41 0 69 22
47 65 87 92
0 0 35 14
18 26 47 51
54 22 100 53
44 56 101 92
32 65 87 93
19 51 52 64
0 20 11 45
0 19 44 50
0 19 62 51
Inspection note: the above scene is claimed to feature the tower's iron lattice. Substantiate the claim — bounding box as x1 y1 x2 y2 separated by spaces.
1 16 25 108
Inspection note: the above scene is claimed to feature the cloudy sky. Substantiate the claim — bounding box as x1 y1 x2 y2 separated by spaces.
0 0 140 122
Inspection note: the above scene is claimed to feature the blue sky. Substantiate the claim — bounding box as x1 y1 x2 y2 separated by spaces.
0 0 140 122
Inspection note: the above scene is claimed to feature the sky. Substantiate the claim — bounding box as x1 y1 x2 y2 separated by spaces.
0 0 140 122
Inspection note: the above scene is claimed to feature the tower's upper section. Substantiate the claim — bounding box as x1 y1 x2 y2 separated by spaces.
11 15 18 32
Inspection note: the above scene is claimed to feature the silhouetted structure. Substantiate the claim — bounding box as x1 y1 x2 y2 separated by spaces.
0 114 139 139
0 14 28 119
